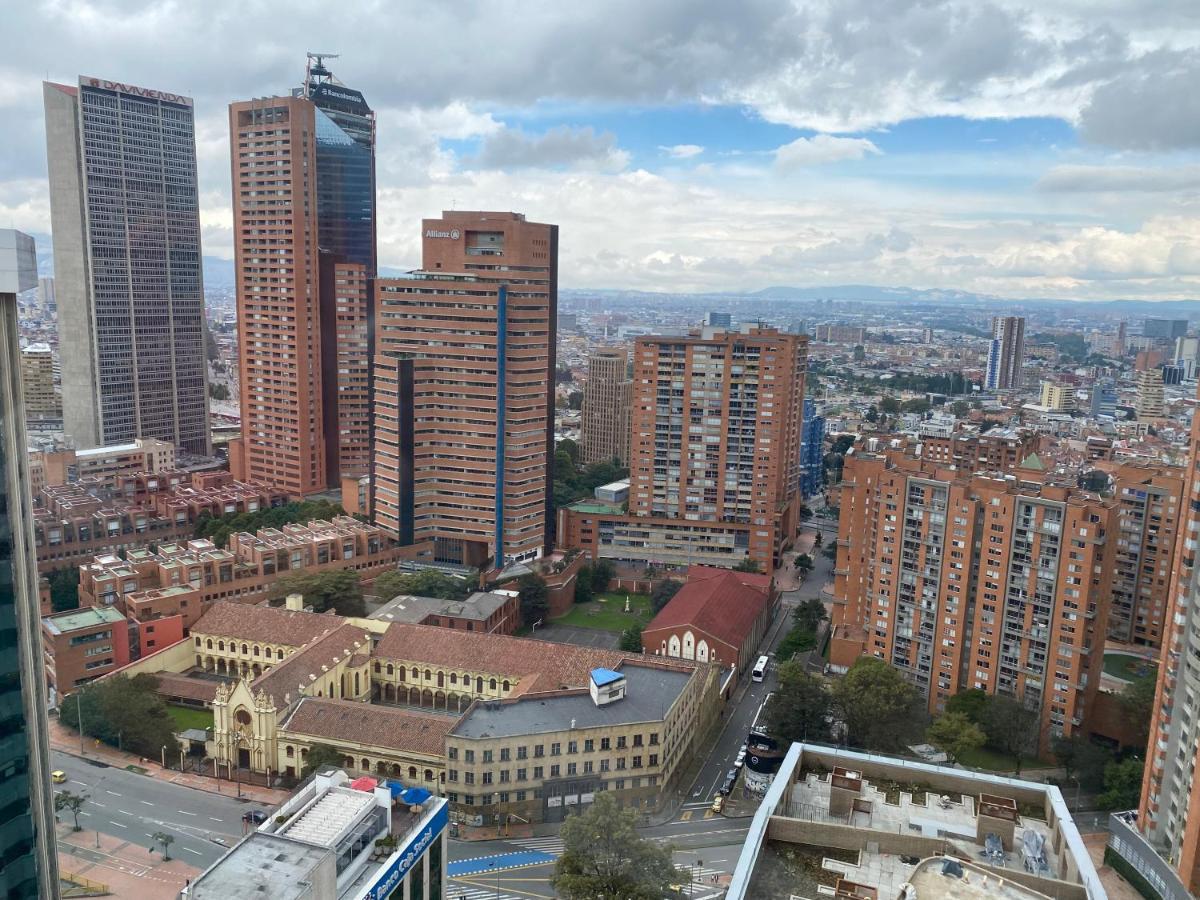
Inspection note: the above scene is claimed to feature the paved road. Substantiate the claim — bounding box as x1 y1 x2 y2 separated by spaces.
51 749 260 869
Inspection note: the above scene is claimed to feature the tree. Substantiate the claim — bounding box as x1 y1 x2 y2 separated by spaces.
651 579 683 613
795 553 813 572
373 569 471 603
619 623 643 653
208 382 230 401
927 712 985 765
1079 470 1109 493
574 566 595 604
864 406 879 423
830 435 855 455
1053 735 1115 791
553 792 676 900
981 695 1039 774
47 567 81 613
792 597 826 634
517 573 549 626
833 657 924 753
1099 757 1144 810
852 344 866 362
901 398 931 415
1119 677 1156 749
733 558 761 573
303 743 348 777
945 688 989 724
274 569 364 617
55 790 87 831
591 559 616 592
557 438 580 464
59 674 178 759
152 831 175 861
878 397 901 416
194 499 344 548
568 391 584 410
767 661 833 744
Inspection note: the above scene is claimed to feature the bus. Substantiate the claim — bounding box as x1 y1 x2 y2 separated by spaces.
751 655 769 682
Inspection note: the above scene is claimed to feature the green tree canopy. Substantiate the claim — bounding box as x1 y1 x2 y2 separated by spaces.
553 793 676 900
793 597 826 633
945 688 989 724
651 579 683 613
926 712 985 765
59 674 178 759
795 553 814 572
1099 757 1144 810
517 573 550 626
303 743 348 777
591 559 616 590
47 567 81 613
55 790 88 831
574 566 595 605
833 657 924 752
981 695 1040 774
619 623 643 653
1118 677 1156 750
274 569 364 617
733 557 761 573
373 569 471 603
194 499 344 548
767 661 833 744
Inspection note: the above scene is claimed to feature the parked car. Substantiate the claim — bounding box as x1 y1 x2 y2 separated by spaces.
720 768 738 795
51 771 66 784
242 809 268 825
734 749 747 768
711 794 725 814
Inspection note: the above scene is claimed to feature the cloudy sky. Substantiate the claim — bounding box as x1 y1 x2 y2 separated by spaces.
6 0 1200 299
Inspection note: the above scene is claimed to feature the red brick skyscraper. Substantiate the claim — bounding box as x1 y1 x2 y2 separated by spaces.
228 58 375 496
373 212 557 567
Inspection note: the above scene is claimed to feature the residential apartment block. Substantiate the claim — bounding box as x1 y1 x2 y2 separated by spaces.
984 315 1025 391
559 327 806 573
579 347 632 466
373 211 557 567
830 441 1114 753
41 606 130 697
20 344 58 419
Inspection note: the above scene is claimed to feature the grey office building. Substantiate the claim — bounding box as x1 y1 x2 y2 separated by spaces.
0 231 60 898
44 76 210 455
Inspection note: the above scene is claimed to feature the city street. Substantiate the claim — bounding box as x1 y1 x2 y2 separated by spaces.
50 749 259 870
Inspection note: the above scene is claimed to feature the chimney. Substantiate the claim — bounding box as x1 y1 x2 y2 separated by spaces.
285 593 304 611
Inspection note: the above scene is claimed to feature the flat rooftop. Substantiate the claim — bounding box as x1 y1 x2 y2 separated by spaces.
370 591 509 625
451 664 690 739
280 786 374 847
43 606 126 634
183 832 329 900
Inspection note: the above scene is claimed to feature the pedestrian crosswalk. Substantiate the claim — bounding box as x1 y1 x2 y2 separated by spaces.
446 885 527 900
508 836 566 856
672 868 726 897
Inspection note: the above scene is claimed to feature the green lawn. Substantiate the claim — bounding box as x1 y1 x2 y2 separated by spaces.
956 746 1021 773
1102 652 1158 685
553 592 654 632
166 704 213 734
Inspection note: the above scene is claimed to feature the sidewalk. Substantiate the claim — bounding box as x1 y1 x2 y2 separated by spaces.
57 823 199 900
456 821 535 842
48 715 290 807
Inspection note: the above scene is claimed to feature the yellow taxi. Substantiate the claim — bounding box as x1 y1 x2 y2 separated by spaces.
51 771 67 784
711 794 725 814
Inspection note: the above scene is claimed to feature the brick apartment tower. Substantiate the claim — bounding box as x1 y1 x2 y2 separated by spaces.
580 347 632 466
1137 390 1200 893
228 57 374 496
373 212 557 567
829 442 1114 754
626 328 806 570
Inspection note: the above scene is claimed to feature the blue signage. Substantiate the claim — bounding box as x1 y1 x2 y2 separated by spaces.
367 804 448 900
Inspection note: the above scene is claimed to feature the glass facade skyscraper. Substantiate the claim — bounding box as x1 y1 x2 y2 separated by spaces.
0 230 59 898
43 77 211 455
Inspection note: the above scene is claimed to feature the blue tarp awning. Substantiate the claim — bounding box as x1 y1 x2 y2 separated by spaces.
400 787 432 805
385 780 405 798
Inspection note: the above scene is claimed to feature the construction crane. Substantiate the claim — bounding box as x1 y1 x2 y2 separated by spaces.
305 51 339 90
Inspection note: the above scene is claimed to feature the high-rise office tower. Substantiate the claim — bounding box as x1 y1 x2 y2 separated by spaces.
1136 395 1200 894
373 211 557 567
984 315 1025 390
829 442 1113 754
1090 379 1118 419
43 76 210 455
1143 317 1188 341
799 397 825 499
0 230 60 898
579 347 631 467
705 311 732 328
229 56 375 495
36 277 55 318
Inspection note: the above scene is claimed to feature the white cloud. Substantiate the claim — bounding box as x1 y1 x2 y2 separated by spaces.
1037 164 1200 193
774 135 882 169
469 125 628 171
659 144 704 159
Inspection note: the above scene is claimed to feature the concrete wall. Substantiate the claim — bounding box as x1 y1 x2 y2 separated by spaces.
1108 812 1189 900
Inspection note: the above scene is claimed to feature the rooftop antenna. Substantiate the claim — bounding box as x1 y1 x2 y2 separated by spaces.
305 51 339 93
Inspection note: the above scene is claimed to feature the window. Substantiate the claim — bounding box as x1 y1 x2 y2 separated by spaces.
499 771 510 783
516 768 527 781
616 758 626 770
500 748 510 762
465 773 475 785
448 747 458 761
567 763 577 775
600 737 611 751
633 756 643 769
516 746 528 760
568 741 578 754
584 739 594 753
533 766 544 779
448 770 458 782
616 736 627 750
534 744 545 758
633 734 643 747
649 754 658 766
464 750 475 764
482 750 493 764
550 765 561 778
600 760 610 772
482 772 493 785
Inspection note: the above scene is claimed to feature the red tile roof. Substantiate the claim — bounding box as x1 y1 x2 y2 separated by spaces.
192 601 345 648
373 624 634 695
252 623 371 707
280 697 453 757
644 567 773 652
152 672 220 704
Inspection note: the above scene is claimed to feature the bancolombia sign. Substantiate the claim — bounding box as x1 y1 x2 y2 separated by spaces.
80 77 193 107
367 803 448 900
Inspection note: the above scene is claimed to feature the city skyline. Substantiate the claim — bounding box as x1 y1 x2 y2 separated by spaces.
0 2 1199 300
